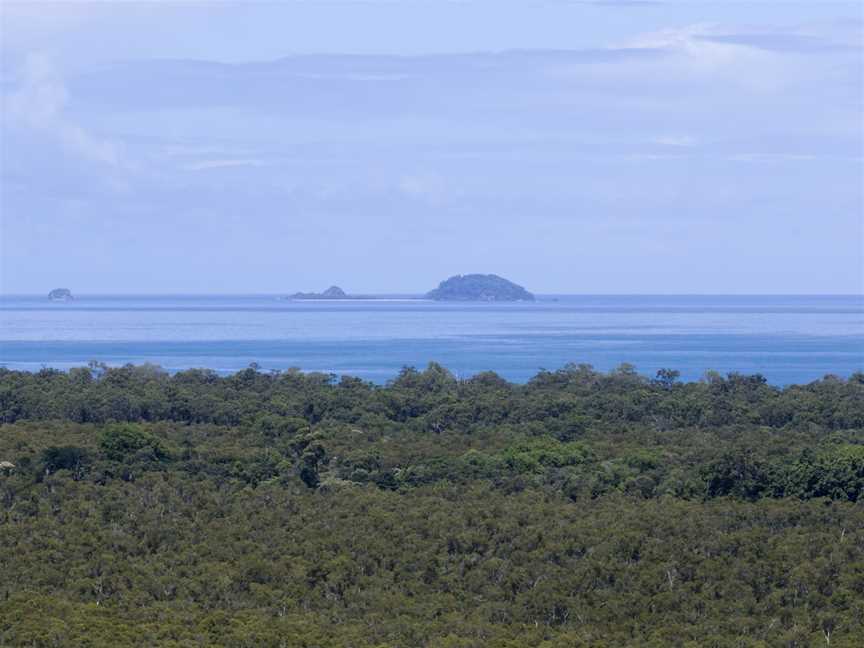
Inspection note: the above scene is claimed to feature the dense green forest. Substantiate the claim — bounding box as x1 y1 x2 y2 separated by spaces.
1 363 863 647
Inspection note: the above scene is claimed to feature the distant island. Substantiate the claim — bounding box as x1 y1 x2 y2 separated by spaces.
284 276 535 301
48 288 73 301
426 274 535 301
289 286 348 300
286 286 381 300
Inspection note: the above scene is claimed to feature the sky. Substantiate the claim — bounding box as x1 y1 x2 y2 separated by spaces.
1 0 862 294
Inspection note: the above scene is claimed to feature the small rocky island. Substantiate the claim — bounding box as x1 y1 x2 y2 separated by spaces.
289 286 348 300
426 274 535 302
48 288 73 301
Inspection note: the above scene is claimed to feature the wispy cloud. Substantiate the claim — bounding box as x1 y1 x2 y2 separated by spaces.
652 135 697 147
5 53 120 166
2 7 860 294
696 33 857 53
399 173 446 201
184 159 267 171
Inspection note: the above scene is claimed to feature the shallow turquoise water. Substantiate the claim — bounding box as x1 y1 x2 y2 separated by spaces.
1 295 862 384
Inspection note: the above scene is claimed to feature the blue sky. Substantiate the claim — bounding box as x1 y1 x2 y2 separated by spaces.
1 0 862 294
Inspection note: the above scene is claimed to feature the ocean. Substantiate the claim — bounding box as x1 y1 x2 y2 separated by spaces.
1 294 862 385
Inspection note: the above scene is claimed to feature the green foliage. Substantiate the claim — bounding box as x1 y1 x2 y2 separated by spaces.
785 444 864 500
253 414 309 438
499 438 593 473
1 363 863 646
98 423 169 462
41 445 89 476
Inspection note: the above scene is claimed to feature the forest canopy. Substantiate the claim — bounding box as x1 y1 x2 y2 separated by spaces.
1 363 863 647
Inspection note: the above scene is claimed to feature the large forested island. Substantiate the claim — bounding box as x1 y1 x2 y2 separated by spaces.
1 363 862 646
426 274 535 301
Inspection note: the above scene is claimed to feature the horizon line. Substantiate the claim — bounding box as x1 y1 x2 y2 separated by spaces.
2 292 863 298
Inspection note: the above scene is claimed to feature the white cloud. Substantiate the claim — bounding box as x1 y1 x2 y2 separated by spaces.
623 23 774 72
184 159 268 171
5 53 120 165
652 135 697 147
577 22 825 97
399 173 446 200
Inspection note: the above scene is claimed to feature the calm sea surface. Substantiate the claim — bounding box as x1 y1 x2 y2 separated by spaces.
1 295 862 384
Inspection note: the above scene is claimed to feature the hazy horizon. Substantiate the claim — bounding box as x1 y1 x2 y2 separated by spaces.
2 1 863 294
3 290 864 298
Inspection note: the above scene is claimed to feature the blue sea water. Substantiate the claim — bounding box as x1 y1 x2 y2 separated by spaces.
0 294 862 385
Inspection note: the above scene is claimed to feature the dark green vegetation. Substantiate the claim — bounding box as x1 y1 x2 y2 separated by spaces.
1 363 863 647
426 274 535 301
